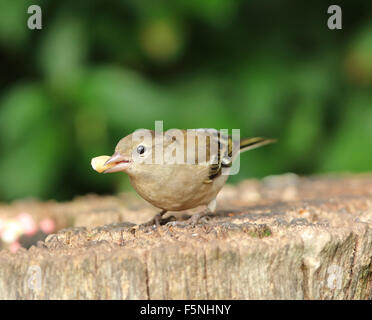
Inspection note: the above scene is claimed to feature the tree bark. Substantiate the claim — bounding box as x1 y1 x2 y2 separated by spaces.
0 174 371 299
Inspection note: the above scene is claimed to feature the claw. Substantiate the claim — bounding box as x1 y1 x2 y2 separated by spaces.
167 210 211 227
139 210 171 228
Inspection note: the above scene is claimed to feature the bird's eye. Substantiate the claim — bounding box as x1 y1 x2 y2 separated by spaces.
137 145 145 155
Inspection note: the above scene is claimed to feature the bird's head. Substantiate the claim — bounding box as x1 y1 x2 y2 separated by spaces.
103 129 156 173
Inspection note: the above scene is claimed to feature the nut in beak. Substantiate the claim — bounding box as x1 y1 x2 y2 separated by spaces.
91 153 130 174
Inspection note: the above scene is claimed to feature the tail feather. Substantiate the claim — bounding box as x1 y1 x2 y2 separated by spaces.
239 137 276 153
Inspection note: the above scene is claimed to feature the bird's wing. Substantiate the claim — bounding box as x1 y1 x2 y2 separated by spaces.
163 128 237 183
192 130 275 183
192 129 236 183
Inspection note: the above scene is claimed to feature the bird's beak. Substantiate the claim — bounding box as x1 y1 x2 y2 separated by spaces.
103 152 131 173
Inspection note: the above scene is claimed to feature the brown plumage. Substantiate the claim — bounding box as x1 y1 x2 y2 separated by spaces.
92 129 275 225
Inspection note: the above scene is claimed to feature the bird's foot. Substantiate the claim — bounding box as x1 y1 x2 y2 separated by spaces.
167 210 211 227
139 213 162 228
139 210 174 229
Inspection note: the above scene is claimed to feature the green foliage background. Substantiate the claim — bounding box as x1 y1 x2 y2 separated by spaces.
0 0 372 201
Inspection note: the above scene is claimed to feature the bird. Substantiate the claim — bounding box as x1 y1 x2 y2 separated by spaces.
91 128 275 226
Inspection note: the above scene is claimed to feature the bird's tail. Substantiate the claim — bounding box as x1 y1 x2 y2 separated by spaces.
239 137 276 153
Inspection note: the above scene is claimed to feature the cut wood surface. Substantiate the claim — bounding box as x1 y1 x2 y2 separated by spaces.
0 173 371 299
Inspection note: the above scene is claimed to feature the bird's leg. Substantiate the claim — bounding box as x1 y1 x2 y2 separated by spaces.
168 199 217 227
140 209 168 228
187 208 211 225
167 209 210 227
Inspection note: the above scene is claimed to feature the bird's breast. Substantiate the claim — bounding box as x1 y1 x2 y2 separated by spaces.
127 163 228 211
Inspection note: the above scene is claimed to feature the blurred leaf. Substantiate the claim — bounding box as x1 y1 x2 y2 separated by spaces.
77 66 173 132
38 14 87 93
139 18 185 63
0 1 29 48
321 94 372 172
0 124 65 200
291 62 334 97
179 0 238 26
234 59 290 133
0 84 52 149
344 23 372 86
169 75 235 128
284 99 323 158
74 108 110 155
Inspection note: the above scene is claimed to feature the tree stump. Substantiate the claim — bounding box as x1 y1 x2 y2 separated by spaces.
0 174 371 299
